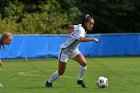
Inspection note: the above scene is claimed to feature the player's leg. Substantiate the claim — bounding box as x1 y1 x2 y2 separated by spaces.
46 49 68 87
0 59 3 71
46 61 66 87
73 53 87 88
0 59 3 88
73 53 87 66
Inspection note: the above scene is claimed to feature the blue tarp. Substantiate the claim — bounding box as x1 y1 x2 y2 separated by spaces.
0 34 140 59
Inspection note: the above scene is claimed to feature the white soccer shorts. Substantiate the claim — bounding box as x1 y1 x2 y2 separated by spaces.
58 48 80 62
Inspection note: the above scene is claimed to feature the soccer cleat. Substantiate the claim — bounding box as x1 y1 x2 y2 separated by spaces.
77 80 87 88
46 81 53 87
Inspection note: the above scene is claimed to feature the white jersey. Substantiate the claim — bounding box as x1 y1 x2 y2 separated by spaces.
60 24 86 50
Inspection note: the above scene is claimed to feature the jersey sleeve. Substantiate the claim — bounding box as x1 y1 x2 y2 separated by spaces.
78 26 85 37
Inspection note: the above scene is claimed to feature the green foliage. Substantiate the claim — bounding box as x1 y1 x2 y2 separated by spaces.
0 0 81 34
19 12 68 34
0 0 139 34
0 17 17 34
76 0 140 33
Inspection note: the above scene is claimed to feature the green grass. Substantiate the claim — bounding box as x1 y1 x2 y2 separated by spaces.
0 57 140 93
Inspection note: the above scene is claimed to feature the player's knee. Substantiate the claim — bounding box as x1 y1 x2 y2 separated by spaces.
81 61 87 67
58 70 65 75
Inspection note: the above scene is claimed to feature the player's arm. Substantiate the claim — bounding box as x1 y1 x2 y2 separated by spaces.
78 26 99 43
80 37 99 43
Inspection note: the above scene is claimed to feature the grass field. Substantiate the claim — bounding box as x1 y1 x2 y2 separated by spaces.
0 57 140 93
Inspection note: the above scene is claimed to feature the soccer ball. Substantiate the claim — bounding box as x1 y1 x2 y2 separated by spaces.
96 76 108 88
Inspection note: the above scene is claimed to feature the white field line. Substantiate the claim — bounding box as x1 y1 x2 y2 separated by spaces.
18 70 39 76
17 69 54 77
18 70 79 79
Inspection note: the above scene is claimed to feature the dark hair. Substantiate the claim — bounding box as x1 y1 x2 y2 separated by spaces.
0 38 4 49
81 14 93 30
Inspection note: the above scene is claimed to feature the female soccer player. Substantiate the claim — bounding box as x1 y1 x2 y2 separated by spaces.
0 32 13 70
46 14 98 88
0 32 13 87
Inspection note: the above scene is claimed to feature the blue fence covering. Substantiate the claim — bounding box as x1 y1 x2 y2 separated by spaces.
0 33 140 59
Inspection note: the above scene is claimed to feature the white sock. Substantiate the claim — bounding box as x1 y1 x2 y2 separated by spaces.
78 66 87 80
48 71 60 83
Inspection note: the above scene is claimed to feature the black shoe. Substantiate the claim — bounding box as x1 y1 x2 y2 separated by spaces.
77 80 87 88
46 81 53 87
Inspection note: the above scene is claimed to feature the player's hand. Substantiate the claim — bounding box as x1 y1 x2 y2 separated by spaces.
93 38 99 43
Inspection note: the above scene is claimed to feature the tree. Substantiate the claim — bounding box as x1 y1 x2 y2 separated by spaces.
76 0 140 33
0 0 139 34
0 0 82 34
